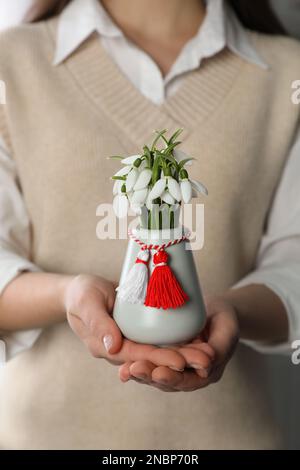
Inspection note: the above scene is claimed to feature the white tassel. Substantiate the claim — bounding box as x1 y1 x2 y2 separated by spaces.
116 250 149 304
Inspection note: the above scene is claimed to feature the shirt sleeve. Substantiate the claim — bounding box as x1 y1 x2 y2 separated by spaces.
0 136 42 363
232 127 300 355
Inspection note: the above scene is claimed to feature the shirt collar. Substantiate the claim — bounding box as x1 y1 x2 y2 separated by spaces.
53 0 121 65
53 0 268 70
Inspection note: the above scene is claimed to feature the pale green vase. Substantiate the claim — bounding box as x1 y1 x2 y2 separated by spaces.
113 226 206 345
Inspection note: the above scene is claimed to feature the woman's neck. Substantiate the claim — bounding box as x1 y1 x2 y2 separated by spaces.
101 0 206 76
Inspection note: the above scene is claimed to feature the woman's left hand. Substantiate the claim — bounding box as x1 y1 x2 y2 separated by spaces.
119 296 240 392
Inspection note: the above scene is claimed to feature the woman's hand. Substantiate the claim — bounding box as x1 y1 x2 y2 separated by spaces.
119 296 239 392
64 274 188 371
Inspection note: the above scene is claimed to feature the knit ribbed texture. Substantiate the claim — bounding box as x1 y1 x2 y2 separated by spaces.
0 17 300 450
47 19 244 146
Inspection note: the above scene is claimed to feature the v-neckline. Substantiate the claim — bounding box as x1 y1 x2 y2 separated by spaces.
48 22 244 147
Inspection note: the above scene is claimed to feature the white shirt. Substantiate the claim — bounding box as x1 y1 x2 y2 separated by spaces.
0 0 33 30
1 0 300 361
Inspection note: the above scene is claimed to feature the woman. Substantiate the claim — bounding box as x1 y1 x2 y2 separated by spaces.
0 0 299 449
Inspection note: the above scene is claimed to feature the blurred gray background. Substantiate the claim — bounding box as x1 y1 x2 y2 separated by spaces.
271 0 300 38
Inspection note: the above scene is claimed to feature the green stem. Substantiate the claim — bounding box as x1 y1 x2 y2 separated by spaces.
170 209 174 229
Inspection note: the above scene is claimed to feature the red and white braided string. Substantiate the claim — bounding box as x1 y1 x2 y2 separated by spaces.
128 228 190 251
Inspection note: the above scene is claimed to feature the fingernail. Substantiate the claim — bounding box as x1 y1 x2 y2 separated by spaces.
190 364 210 378
103 334 113 353
170 367 185 372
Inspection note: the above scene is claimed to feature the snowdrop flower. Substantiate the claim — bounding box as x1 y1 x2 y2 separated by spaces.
133 168 152 190
149 170 182 203
125 157 143 192
179 169 192 203
110 129 208 225
113 179 122 195
113 165 131 176
131 188 148 205
115 155 143 192
146 191 154 210
112 165 131 195
179 168 208 203
130 203 142 215
113 184 129 218
161 191 176 205
121 154 142 165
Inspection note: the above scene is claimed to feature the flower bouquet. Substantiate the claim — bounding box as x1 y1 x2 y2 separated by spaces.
110 129 207 345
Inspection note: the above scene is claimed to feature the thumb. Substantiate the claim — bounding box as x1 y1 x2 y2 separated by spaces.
206 304 239 365
70 280 123 355
98 282 123 355
100 313 123 355
88 294 123 355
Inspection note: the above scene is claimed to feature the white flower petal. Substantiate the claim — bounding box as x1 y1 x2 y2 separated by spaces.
146 191 154 210
173 149 193 165
139 159 147 171
180 180 192 203
113 166 131 177
113 179 122 195
126 191 133 201
121 154 142 165
149 178 166 199
131 188 148 204
161 190 175 205
126 168 139 192
133 168 152 190
130 203 142 215
167 177 182 202
113 194 128 218
190 179 208 196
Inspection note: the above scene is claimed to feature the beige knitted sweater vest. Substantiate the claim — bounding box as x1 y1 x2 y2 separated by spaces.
0 18 299 450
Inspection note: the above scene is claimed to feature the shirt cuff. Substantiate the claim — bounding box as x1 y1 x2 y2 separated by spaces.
0 253 41 294
0 329 42 364
0 254 43 364
232 269 300 355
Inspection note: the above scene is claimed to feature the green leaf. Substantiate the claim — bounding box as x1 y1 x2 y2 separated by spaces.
111 175 126 181
108 155 124 160
143 145 152 168
168 128 183 145
178 158 195 170
151 152 162 184
163 154 178 166
165 141 181 155
151 129 167 151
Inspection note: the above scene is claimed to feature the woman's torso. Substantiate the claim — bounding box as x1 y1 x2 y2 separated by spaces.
0 19 299 449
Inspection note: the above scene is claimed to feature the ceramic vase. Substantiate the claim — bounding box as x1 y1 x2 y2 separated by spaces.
113 225 206 345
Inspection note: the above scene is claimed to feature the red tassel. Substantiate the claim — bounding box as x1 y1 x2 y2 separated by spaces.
145 250 188 310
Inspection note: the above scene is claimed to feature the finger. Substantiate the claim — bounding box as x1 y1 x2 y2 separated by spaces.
119 362 133 382
152 366 182 388
175 369 210 391
184 341 216 360
152 366 209 391
147 347 186 371
129 360 156 382
113 340 186 371
177 347 212 378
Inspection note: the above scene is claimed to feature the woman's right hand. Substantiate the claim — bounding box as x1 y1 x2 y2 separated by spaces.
63 274 187 371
